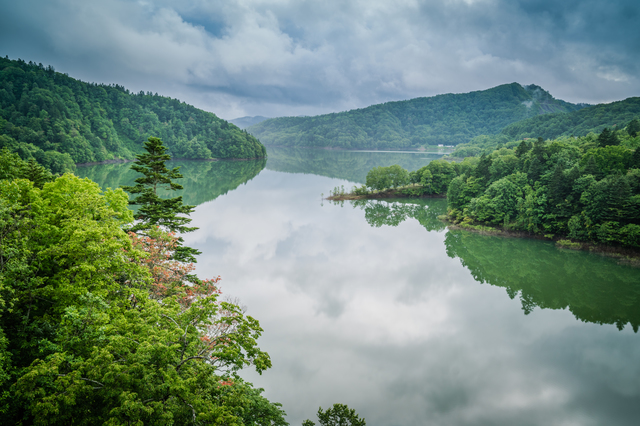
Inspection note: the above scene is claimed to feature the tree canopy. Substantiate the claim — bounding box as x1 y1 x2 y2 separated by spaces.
0 56 266 174
0 170 285 424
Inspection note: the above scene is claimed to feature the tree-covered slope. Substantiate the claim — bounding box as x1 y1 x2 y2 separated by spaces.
499 97 640 141
248 83 585 149
229 116 270 129
448 98 640 158
0 57 266 173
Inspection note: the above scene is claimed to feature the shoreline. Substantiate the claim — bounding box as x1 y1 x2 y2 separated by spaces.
76 156 267 167
326 188 446 201
327 190 640 265
444 220 640 266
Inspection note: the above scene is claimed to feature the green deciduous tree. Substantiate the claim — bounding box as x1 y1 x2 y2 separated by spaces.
303 403 366 426
627 118 640 138
0 173 285 425
365 164 409 191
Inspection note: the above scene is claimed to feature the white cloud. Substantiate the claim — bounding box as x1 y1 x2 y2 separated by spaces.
1 0 639 118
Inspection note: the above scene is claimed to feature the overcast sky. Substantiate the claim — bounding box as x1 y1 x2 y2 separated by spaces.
1 0 639 120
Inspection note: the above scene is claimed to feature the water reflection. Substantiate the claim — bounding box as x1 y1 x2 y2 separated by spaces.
444 230 640 332
76 158 266 206
266 147 444 183
348 199 640 332
350 198 447 232
73 158 640 426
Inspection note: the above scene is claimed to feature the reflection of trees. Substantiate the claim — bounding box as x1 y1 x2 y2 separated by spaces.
350 198 448 232
266 147 444 183
445 230 640 332
77 158 266 207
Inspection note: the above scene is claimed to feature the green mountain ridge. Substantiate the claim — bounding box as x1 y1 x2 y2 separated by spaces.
0 56 266 173
499 96 640 140
449 97 640 158
247 83 586 150
229 115 270 129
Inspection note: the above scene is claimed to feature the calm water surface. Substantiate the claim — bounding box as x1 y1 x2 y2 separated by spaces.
78 147 640 426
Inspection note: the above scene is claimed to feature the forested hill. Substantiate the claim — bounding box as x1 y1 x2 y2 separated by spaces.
0 57 266 173
247 83 585 149
229 115 270 129
499 97 640 141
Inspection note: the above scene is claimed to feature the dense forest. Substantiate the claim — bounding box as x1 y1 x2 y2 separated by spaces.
450 97 640 158
445 129 640 249
349 122 640 249
248 83 585 149
0 56 266 173
500 97 640 141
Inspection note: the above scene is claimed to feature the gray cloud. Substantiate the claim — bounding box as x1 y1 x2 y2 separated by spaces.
1 0 639 118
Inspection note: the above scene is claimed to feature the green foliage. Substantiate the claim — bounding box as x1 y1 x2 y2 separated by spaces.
597 127 620 147
303 403 366 426
365 164 409 191
351 185 370 195
0 147 53 187
0 173 285 425
122 137 200 262
500 97 640 141
627 118 640 137
249 83 583 149
0 56 266 171
446 133 640 248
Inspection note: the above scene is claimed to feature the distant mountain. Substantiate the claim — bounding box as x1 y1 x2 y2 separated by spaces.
229 116 270 129
499 97 640 140
247 83 586 150
0 57 266 173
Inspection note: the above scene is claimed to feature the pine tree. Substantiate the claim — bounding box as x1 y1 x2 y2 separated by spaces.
627 118 640 138
122 137 200 262
21 158 53 188
597 127 620 147
582 155 601 179
631 148 640 169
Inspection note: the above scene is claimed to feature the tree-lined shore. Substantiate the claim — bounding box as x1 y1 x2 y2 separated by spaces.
331 124 640 252
0 57 266 175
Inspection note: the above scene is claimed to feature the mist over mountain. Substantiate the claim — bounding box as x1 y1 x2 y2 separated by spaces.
229 116 271 130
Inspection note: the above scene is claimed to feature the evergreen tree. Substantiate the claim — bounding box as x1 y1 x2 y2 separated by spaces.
582 155 599 177
597 127 620 147
631 148 640 169
473 153 493 184
20 158 53 188
515 140 532 157
547 163 567 207
122 137 200 262
627 118 640 138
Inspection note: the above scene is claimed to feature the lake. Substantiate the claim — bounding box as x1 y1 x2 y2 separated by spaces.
77 147 640 426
